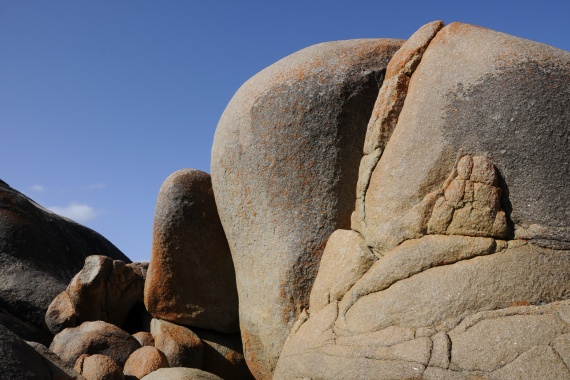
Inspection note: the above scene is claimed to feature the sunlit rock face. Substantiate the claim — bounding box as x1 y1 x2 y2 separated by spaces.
211 38 404 378
275 21 570 380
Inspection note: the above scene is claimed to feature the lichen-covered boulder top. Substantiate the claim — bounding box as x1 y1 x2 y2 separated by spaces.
275 21 570 380
0 180 129 334
211 38 403 378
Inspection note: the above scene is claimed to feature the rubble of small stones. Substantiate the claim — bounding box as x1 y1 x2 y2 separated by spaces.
1 20 569 380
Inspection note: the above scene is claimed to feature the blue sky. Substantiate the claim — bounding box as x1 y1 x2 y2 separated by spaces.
1 1 568 262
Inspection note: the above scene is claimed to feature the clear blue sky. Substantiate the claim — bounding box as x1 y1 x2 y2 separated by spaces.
1 1 568 262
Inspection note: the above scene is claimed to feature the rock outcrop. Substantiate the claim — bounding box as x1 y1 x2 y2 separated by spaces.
0 180 129 333
144 169 238 333
0 324 52 379
211 38 403 378
46 255 147 334
275 21 570 379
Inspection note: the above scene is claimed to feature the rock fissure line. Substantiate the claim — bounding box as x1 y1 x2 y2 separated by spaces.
355 21 445 230
551 342 570 373
337 235 500 317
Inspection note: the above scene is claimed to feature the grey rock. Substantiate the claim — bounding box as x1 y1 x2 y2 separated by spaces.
0 307 51 346
0 323 52 379
211 38 403 378
0 180 129 333
27 341 86 380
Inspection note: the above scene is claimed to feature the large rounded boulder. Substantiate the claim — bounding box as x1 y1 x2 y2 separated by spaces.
144 169 238 333
211 38 403 378
275 21 570 379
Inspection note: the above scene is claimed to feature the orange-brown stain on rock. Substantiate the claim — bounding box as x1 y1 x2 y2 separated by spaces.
242 330 269 380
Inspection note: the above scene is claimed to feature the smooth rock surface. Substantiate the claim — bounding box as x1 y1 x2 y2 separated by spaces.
133 331 155 347
151 318 203 368
74 354 124 380
0 180 129 331
309 229 376 314
124 346 169 379
145 169 238 333
211 38 403 378
50 321 140 367
275 21 570 380
141 368 223 380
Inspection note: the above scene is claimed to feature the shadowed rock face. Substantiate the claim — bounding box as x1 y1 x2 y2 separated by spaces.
0 180 129 334
211 38 403 378
45 255 148 335
275 22 570 379
0 324 52 379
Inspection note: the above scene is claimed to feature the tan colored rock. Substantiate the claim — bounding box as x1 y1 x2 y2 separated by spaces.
362 22 570 254
211 38 403 379
73 354 124 380
50 321 140 367
309 229 376 314
275 20 570 379
144 169 238 333
133 331 154 347
46 255 147 335
45 291 78 335
150 318 203 368
343 244 570 333
491 345 570 379
141 368 222 380
449 309 566 372
337 234 499 318
354 21 444 234
124 346 168 379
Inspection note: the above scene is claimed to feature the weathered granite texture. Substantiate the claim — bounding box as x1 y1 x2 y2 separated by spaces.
144 169 238 333
275 21 570 380
211 38 403 378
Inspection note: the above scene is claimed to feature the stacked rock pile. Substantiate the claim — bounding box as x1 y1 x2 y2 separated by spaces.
1 20 569 380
